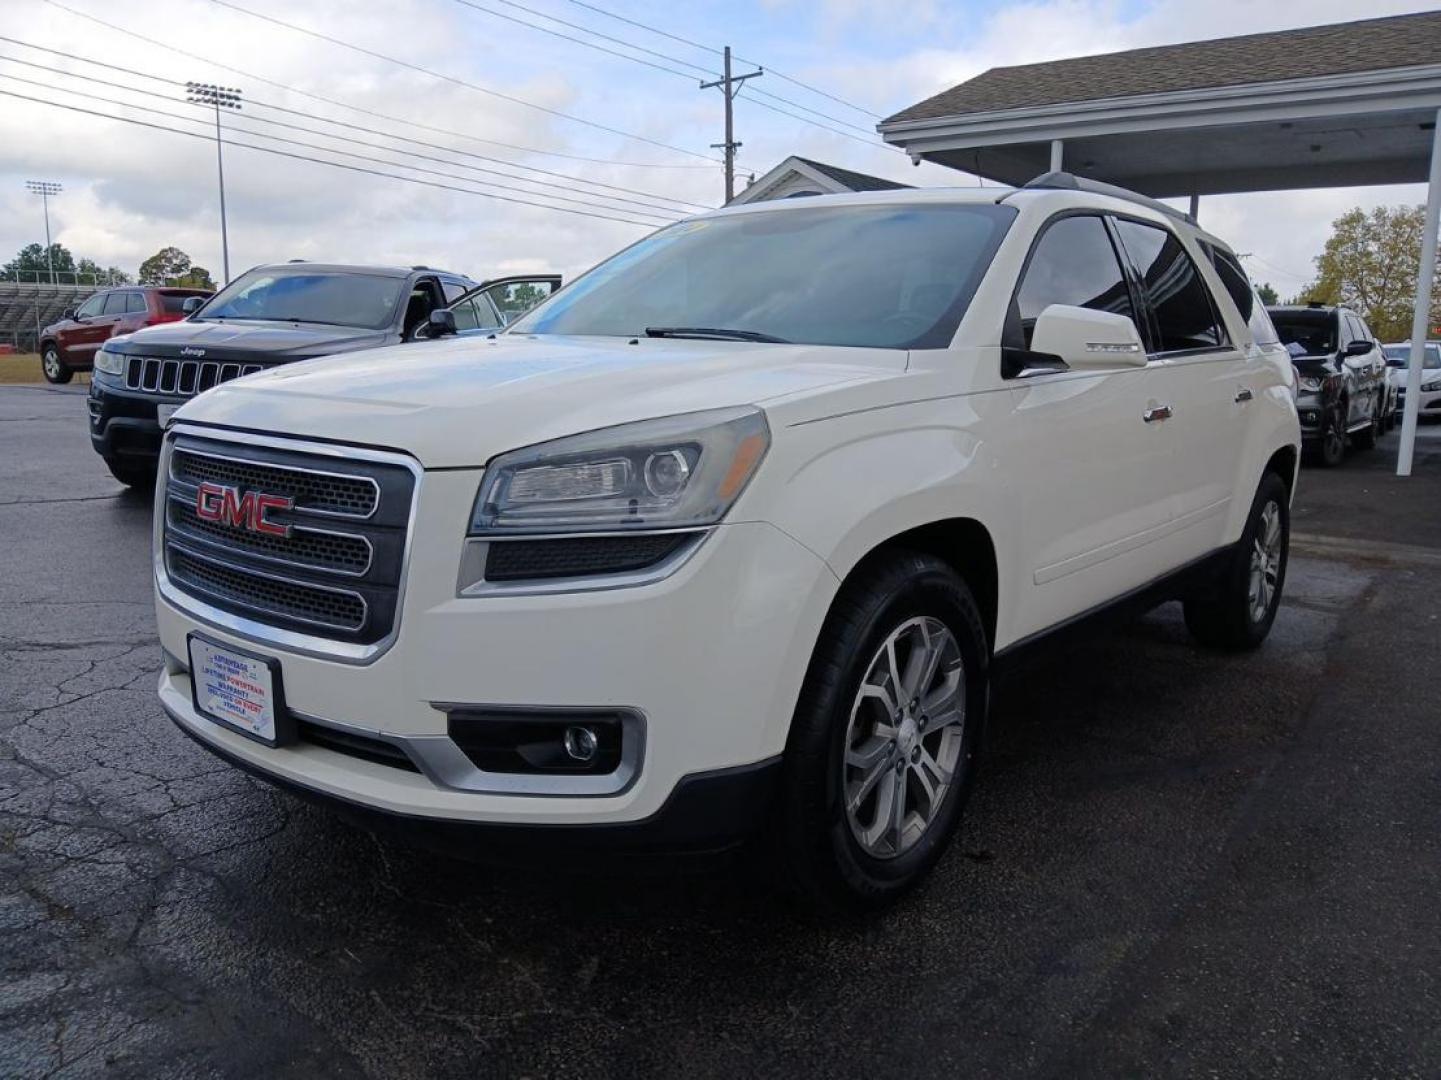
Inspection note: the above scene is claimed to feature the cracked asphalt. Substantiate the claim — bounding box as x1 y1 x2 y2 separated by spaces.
3 384 1440 1079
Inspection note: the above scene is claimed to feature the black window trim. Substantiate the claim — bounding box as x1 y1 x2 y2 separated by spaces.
1107 212 1233 362
1000 207 1149 379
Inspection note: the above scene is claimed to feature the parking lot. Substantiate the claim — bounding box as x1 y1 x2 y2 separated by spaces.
3 383 1440 1078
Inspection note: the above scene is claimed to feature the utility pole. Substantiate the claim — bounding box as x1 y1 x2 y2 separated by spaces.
187 82 242 284
701 47 762 204
25 181 61 285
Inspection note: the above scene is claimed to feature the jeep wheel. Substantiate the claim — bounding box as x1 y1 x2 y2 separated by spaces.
1315 403 1346 466
775 550 988 910
104 456 157 491
41 346 72 385
1184 472 1289 651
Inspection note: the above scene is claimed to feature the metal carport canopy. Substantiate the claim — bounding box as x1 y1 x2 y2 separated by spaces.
878 12 1441 476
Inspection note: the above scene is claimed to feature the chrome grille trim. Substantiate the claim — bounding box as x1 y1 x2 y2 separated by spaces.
164 492 374 578
166 539 369 633
168 446 380 520
124 355 264 396
154 428 423 665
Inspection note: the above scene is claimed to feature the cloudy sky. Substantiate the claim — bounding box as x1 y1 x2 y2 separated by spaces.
1 0 1437 297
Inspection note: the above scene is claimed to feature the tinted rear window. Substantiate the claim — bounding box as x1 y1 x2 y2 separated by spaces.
1270 311 1336 356
159 294 193 314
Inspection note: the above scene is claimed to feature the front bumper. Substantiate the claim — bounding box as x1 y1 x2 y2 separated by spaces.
156 464 839 841
88 372 175 461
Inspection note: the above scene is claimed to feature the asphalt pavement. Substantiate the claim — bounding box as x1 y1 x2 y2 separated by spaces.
3 385 1440 1079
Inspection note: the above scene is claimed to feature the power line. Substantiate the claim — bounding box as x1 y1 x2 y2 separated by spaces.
0 35 713 210
471 0 884 139
203 0 722 164
553 0 884 119
738 85 905 154
38 0 715 169
0 86 668 227
0 54 697 217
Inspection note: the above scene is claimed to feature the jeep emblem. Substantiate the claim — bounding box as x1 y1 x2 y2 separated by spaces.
180 347 206 358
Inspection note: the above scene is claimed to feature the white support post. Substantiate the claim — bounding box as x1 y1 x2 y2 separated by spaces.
1049 140 1064 172
1397 107 1441 476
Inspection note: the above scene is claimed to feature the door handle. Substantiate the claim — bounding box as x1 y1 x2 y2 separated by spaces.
1234 387 1254 403
1143 405 1173 423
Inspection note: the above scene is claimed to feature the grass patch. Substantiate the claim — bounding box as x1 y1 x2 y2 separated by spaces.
0 354 90 386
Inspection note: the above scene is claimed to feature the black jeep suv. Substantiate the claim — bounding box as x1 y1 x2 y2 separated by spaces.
89 262 477 488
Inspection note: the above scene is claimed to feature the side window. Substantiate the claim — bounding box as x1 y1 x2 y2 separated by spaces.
1210 247 1280 346
441 279 470 304
127 291 147 313
450 298 480 332
472 292 505 330
1113 219 1226 353
75 294 106 319
101 292 130 316
1011 214 1137 350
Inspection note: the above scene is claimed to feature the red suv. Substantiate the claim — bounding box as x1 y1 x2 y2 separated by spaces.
39 287 213 383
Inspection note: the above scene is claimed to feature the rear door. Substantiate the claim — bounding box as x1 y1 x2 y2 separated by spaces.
998 212 1178 640
1111 217 1249 561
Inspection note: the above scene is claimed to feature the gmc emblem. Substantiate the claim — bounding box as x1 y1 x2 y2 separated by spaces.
195 482 293 538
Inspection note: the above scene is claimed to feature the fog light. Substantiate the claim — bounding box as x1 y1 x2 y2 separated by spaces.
563 725 599 762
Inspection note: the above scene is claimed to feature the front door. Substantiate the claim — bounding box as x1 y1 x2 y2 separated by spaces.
59 292 108 363
996 212 1178 642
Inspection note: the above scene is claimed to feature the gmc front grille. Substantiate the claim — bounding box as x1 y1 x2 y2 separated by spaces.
125 355 264 396
160 434 417 648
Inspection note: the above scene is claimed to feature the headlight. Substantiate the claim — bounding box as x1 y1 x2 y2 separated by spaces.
1297 376 1324 393
1424 381 1441 393
469 406 770 536
94 347 125 377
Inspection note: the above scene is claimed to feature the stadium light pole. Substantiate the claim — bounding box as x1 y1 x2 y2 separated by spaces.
187 82 241 284
25 180 62 285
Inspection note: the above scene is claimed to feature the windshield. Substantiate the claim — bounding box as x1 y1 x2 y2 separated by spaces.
196 270 405 329
510 203 1015 349
1269 312 1336 357
1383 344 1441 368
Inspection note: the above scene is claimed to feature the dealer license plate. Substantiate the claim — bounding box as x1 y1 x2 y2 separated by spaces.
188 635 286 745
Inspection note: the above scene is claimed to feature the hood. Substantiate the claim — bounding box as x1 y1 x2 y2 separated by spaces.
174 334 906 468
105 319 385 361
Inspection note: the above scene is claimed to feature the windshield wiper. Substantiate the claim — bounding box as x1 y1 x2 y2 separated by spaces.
644 326 788 343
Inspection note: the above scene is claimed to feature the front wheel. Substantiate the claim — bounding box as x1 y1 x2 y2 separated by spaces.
1314 402 1346 466
1184 472 1289 651
41 346 72 385
774 551 989 910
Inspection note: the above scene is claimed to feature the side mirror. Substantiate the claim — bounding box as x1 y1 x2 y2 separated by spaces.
1031 304 1147 370
1342 340 1371 359
63 308 78 321
425 308 457 338
181 296 205 315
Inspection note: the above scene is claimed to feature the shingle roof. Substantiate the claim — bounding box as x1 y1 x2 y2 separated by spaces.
794 157 911 192
884 11 1441 125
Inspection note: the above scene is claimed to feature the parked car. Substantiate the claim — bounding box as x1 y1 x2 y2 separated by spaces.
1267 304 1387 465
1383 341 1441 421
151 176 1299 908
417 274 562 339
39 286 213 383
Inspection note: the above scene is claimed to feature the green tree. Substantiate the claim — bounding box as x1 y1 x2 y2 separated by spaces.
76 258 132 285
138 246 197 286
3 242 77 281
1255 281 1279 306
177 265 216 290
1303 205 1440 340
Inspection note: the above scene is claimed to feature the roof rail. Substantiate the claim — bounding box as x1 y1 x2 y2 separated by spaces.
1011 171 1196 226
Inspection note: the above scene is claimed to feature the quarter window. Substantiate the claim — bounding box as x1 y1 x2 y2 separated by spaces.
1113 219 1226 353
1209 247 1280 346
1012 214 1137 350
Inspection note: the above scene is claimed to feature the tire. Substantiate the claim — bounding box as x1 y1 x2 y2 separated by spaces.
1184 472 1289 652
41 345 72 385
104 455 157 491
774 550 989 911
1314 402 1346 466
1352 397 1380 451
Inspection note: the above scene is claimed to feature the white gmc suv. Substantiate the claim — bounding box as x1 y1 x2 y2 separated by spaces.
153 174 1300 908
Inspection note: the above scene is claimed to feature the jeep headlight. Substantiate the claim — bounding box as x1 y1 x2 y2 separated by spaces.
1423 380 1441 393
1297 375 1324 393
469 406 770 536
94 346 125 377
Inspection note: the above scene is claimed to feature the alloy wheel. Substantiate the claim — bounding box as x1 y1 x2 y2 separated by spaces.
842 615 965 859
42 350 60 380
1248 500 1283 624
